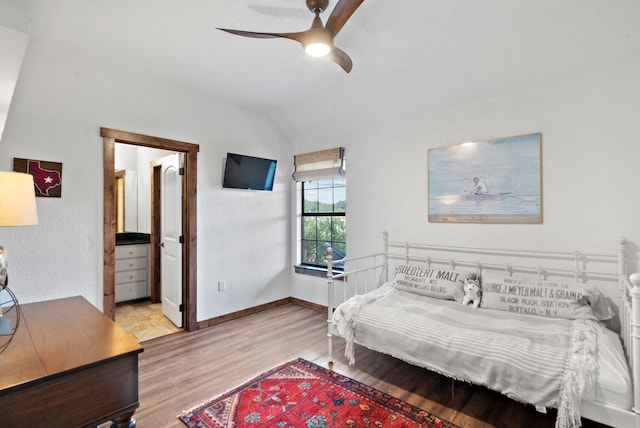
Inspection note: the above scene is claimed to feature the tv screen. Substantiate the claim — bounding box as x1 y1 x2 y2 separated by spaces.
223 153 277 191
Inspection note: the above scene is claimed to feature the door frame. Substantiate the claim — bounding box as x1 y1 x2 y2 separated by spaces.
102 127 199 332
150 162 162 304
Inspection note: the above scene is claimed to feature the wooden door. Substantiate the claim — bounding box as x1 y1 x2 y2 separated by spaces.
160 153 183 327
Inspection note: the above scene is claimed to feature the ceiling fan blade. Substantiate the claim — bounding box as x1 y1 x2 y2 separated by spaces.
325 0 365 37
328 46 353 73
217 28 307 44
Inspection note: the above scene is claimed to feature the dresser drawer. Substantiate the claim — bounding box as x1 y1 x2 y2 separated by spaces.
115 257 147 271
116 269 147 285
115 282 149 303
115 245 148 259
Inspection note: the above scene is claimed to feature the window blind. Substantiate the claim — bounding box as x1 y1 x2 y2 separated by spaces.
292 147 344 182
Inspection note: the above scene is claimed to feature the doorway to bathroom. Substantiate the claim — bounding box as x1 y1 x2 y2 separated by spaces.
102 127 199 335
113 147 184 340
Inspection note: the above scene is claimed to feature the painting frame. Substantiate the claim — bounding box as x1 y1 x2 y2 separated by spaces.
428 133 542 224
13 158 63 198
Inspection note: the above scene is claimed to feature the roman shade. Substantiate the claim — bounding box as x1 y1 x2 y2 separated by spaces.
292 147 345 182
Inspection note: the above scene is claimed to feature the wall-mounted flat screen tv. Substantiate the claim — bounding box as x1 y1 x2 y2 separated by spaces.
223 153 277 191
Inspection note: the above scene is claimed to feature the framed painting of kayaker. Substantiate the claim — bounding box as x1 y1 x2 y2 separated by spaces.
428 133 542 224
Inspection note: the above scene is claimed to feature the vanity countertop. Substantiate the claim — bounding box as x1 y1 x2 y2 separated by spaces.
116 232 151 246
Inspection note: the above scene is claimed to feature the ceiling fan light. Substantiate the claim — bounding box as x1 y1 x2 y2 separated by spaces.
305 42 331 57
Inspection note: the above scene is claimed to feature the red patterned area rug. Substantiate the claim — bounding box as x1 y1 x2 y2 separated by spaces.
178 357 459 428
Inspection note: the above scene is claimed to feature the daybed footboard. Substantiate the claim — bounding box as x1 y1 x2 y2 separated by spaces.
326 247 387 364
626 273 640 427
326 232 640 428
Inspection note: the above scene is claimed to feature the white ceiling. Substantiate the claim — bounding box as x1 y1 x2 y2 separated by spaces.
20 0 640 141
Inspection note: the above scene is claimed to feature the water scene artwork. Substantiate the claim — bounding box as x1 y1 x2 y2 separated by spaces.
428 133 542 223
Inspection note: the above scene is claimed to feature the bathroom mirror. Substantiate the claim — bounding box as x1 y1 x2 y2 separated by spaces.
114 169 138 233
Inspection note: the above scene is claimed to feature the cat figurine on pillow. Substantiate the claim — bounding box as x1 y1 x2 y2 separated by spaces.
462 275 482 308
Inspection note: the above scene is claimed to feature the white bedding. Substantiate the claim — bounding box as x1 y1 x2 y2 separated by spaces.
332 283 631 428
592 327 633 409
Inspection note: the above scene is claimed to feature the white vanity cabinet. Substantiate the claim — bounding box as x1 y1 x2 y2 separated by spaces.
115 244 149 303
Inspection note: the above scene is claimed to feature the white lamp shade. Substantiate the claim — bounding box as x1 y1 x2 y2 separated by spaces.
0 171 38 226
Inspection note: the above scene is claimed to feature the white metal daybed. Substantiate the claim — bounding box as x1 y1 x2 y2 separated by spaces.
326 232 639 428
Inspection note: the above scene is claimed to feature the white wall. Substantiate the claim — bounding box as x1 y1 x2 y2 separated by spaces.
0 33 292 321
114 145 177 234
2 3 639 321
290 64 640 305
0 1 29 142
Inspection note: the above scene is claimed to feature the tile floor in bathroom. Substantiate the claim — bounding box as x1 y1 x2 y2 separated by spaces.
115 299 182 342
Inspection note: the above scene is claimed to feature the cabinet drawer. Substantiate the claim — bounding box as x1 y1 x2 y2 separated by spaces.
115 245 148 259
115 281 150 303
115 269 147 284
115 258 147 272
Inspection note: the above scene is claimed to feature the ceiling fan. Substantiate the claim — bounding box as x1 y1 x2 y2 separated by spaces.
217 0 366 73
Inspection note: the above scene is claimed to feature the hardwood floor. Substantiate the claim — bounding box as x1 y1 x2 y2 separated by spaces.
132 303 611 428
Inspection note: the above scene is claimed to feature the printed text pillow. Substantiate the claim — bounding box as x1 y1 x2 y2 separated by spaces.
480 272 614 320
393 264 473 301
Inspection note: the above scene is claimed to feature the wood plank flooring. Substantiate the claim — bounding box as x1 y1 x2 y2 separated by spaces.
132 303 611 428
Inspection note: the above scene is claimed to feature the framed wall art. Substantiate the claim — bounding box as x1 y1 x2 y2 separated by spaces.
13 158 63 198
428 133 542 224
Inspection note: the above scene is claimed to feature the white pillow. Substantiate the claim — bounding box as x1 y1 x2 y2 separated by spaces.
393 264 474 301
480 272 614 321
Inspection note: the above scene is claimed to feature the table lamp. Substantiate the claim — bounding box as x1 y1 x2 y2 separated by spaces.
0 171 38 336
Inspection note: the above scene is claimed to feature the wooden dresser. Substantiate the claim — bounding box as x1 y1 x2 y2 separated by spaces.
0 296 143 427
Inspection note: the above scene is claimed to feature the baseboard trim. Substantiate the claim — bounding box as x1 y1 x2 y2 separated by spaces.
196 297 327 330
290 297 326 313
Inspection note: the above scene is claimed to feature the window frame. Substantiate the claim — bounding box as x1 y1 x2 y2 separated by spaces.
297 178 346 273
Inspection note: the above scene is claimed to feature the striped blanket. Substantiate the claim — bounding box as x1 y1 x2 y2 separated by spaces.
332 284 599 428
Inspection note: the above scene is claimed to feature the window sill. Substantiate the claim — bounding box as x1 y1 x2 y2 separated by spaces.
294 265 344 280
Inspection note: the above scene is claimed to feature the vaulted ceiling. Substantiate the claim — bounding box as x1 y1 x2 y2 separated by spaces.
15 1 640 141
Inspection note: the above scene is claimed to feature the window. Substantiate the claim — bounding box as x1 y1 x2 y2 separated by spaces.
301 177 346 269
293 147 346 274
